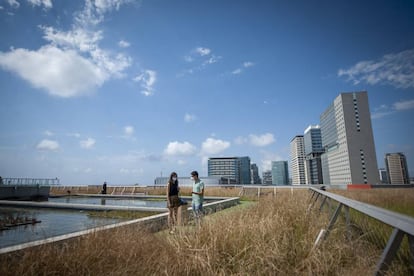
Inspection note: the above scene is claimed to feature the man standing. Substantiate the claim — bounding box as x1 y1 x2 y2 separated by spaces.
191 171 204 226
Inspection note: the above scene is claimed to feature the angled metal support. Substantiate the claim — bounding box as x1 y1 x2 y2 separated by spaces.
319 195 327 211
344 205 351 241
375 228 405 275
323 203 343 241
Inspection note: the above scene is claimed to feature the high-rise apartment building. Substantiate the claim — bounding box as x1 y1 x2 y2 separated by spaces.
208 156 251 184
304 125 324 184
385 153 410 184
250 163 261 184
320 91 379 185
290 135 306 185
271 161 289 185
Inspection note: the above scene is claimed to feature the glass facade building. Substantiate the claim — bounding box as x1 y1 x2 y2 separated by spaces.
304 125 324 184
271 161 289 185
208 156 251 184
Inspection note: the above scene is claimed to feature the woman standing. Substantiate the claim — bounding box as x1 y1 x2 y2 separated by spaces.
166 172 180 234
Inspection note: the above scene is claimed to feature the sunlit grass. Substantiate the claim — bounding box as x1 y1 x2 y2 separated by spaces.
1 189 398 275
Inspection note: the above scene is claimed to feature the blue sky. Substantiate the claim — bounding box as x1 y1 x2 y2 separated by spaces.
0 0 413 185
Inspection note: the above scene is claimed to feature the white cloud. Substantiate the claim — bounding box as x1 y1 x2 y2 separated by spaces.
28 0 52 9
195 47 211 56
371 99 414 119
0 1 134 98
184 113 197 123
133 69 157 96
180 47 221 76
235 133 275 147
201 138 230 155
232 68 242 75
44 130 54 136
260 150 284 172
80 138 96 149
393 99 414 110
164 141 197 156
36 139 59 151
124 125 134 135
338 49 414 89
232 61 255 75
0 46 108 97
118 40 130 48
249 133 275 147
6 0 19 8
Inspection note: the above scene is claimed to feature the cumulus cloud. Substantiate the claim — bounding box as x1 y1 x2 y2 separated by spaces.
184 113 197 123
80 138 96 149
201 138 230 155
338 49 414 89
164 141 197 156
195 47 211 56
133 69 157 96
235 133 275 147
0 46 108 97
249 133 275 147
0 0 133 98
36 139 59 151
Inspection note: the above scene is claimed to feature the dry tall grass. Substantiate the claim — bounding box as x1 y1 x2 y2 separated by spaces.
0 190 392 275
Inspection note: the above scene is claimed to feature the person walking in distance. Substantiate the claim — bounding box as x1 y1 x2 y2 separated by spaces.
191 171 204 227
166 172 180 234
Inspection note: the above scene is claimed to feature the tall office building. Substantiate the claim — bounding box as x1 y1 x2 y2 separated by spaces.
271 161 289 185
320 91 379 185
385 153 410 184
304 125 324 184
208 156 251 184
262 170 272 185
290 135 306 185
250 163 261 184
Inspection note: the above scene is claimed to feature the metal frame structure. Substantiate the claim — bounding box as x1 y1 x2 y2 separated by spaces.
308 187 414 275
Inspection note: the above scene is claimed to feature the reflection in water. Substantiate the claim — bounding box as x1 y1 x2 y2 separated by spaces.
101 198 106 205
0 207 125 249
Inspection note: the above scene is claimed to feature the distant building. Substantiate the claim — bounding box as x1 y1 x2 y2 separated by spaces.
385 153 410 184
271 161 289 185
378 168 388 184
320 91 379 185
154 176 223 186
208 156 251 184
304 125 324 184
262 170 273 185
290 135 306 185
250 163 262 184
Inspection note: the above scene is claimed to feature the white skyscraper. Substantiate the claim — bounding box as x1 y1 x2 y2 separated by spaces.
320 91 379 185
290 135 306 185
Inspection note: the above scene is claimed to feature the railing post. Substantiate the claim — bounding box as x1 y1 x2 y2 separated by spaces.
323 203 343 241
375 228 405 275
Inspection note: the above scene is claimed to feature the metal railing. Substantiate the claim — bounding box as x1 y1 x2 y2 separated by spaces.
0 177 60 186
308 187 414 275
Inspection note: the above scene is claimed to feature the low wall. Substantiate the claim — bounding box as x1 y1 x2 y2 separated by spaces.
0 185 50 200
0 196 240 254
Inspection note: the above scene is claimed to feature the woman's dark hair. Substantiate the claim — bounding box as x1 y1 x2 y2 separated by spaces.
169 172 178 184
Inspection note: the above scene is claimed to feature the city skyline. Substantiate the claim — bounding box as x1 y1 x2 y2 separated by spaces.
1 0 413 185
